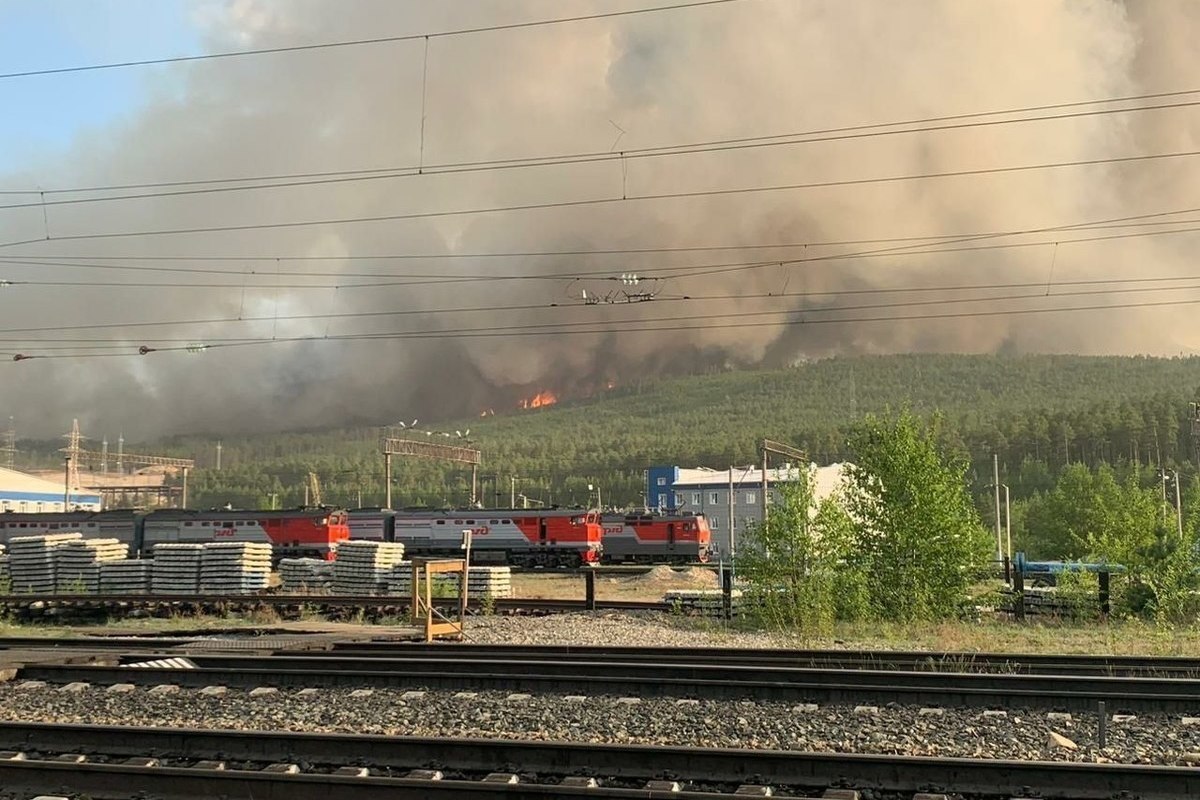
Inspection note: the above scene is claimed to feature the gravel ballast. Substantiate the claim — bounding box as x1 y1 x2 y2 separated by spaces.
1 683 1197 766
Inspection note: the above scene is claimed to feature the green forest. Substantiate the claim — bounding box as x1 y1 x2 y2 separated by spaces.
15 353 1200 566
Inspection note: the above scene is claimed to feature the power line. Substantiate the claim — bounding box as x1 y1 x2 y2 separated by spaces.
10 205 1200 263
1 276 1197 343
0 0 745 81
5 209 1200 286
3 96 1198 209
5 147 1200 249
5 290 1199 360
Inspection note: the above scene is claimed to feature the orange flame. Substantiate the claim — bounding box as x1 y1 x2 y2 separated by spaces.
518 390 558 409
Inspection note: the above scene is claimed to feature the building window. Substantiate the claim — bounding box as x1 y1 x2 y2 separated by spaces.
710 516 720 529
709 491 720 505
745 491 756 504
656 477 667 486
657 496 666 510
691 492 701 506
675 493 684 507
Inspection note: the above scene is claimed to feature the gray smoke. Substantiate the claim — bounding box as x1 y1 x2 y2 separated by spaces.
1 0 1198 438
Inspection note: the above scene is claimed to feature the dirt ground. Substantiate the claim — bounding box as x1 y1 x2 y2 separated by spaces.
512 565 719 602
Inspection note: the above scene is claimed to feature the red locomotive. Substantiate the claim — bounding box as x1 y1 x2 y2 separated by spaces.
0 507 350 560
600 511 712 563
349 508 602 567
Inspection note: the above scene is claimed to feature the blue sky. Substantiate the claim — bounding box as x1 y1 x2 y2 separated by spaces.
0 0 199 175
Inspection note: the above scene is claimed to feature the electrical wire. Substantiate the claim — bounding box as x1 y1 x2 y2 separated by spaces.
4 291 1198 360
5 211 1200 286
0 0 745 81
3 97 1198 209
5 147 1200 250
1 275 1197 341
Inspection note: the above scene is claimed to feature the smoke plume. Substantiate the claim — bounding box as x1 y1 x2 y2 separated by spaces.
1 0 1198 438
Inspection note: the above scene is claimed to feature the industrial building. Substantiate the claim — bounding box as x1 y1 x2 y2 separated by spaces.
646 463 847 557
0 465 102 513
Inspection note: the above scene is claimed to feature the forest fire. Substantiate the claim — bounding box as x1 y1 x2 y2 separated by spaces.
518 390 558 410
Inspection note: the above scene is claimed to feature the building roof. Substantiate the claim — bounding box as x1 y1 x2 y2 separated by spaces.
672 462 849 499
0 465 102 503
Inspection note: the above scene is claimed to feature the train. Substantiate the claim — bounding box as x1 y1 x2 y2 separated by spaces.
0 507 350 560
599 512 712 563
348 508 603 567
348 508 711 566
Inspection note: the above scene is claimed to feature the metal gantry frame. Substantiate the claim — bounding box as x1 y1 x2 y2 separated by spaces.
758 438 807 525
379 431 482 509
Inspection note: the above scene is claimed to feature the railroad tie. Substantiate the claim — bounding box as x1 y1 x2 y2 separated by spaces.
822 790 860 800
734 785 773 796
482 772 520 784
561 777 599 788
406 769 444 780
645 780 681 792
124 757 160 767
334 766 370 777
264 763 301 774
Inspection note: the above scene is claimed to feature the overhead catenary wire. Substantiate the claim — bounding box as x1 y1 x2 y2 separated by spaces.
1 276 1198 343
3 96 1199 208
5 146 1200 250
5 291 1200 360
5 209 1200 287
0 0 746 82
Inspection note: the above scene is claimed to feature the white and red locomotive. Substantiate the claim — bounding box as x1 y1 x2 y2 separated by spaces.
349 508 602 567
600 512 712 563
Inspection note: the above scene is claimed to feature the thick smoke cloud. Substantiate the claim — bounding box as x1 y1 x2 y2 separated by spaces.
1 0 1198 438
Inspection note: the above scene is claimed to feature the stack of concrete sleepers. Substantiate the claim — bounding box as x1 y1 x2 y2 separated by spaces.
8 533 82 594
55 538 129 594
279 557 334 592
99 559 153 595
199 541 273 595
332 540 406 595
389 564 512 598
663 588 743 617
151 543 204 594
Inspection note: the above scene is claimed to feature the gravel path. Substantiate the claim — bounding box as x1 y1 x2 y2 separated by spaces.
465 611 790 647
1 683 1197 765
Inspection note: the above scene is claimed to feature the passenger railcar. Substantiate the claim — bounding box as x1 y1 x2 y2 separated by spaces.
600 512 712 563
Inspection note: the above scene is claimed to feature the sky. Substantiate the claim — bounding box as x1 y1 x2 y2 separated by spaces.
0 0 197 172
1 1 1199 440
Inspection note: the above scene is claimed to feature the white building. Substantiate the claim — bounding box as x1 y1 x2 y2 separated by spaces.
647 462 848 557
0 466 102 513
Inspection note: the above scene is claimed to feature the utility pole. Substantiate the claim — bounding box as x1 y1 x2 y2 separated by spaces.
384 452 393 509
63 456 71 509
117 433 124 474
993 454 1002 562
216 440 222 471
101 438 108 474
510 476 517 508
1 416 15 470
1002 483 1012 561
728 467 735 560
1175 471 1184 540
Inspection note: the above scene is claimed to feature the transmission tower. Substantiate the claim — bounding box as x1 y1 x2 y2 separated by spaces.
1 416 16 470
60 418 84 490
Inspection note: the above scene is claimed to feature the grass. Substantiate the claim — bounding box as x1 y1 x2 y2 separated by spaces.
711 618 1200 656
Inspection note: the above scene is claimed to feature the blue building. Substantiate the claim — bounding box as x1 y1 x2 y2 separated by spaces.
0 466 102 513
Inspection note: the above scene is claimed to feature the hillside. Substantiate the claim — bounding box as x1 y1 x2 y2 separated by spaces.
17 354 1200 510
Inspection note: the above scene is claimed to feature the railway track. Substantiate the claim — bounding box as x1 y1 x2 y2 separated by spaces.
15 648 1200 713
324 641 1200 677
0 721 1196 799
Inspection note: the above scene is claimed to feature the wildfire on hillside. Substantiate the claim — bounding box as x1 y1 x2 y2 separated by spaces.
518 390 558 410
